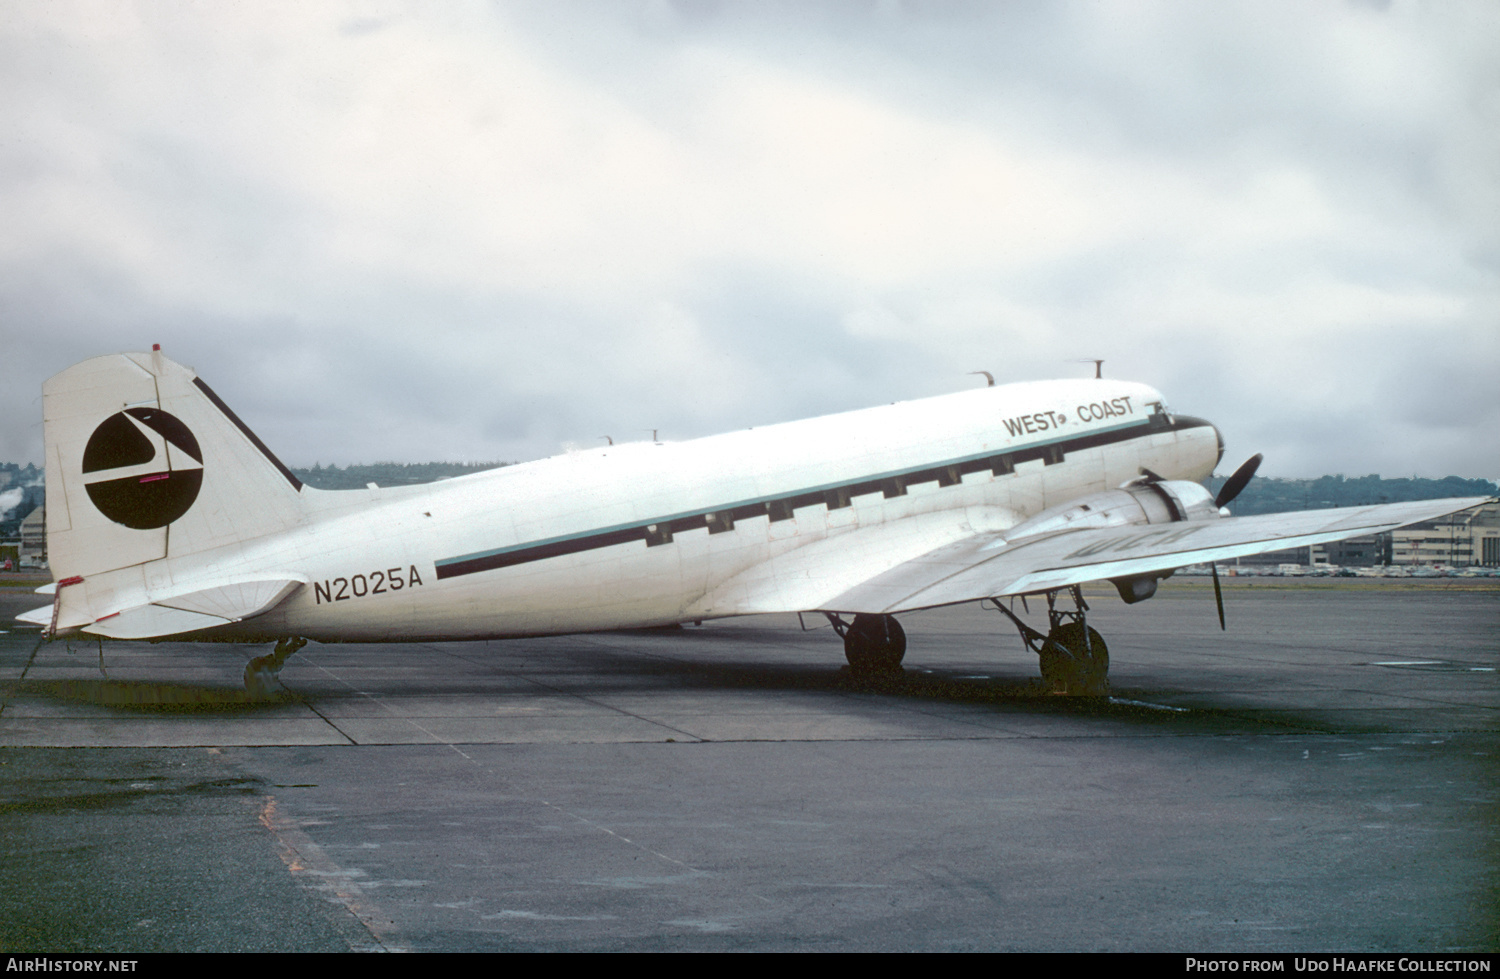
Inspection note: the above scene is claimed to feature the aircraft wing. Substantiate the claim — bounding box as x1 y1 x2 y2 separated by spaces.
822 496 1494 615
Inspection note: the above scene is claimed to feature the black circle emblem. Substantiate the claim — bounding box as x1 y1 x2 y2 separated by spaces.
82 408 204 529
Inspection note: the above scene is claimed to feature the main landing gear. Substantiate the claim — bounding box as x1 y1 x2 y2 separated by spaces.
984 586 1110 696
244 636 306 696
820 587 1108 694
824 612 907 675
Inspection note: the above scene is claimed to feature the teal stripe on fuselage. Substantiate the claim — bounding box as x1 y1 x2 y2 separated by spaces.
434 416 1161 577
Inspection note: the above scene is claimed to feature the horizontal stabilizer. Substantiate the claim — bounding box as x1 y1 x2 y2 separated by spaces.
16 578 304 640
85 603 232 640
16 606 53 629
154 579 303 620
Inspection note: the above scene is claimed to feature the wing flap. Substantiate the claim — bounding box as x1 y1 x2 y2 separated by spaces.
826 496 1493 614
687 506 1022 617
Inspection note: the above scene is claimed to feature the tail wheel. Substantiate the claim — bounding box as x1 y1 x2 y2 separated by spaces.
843 614 906 674
1040 622 1109 695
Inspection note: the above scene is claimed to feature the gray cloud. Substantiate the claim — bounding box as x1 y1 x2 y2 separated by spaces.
2 0 1495 480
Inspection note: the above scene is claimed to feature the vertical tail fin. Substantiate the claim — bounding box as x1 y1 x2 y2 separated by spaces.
43 349 305 579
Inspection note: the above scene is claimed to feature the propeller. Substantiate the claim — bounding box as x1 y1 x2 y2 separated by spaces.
1211 562 1226 631
1215 453 1263 509
1209 453 1261 630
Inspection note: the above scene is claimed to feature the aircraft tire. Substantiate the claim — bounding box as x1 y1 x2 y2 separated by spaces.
1040 622 1109 696
843 614 906 674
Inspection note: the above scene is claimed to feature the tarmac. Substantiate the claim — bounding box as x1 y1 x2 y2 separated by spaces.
0 575 1495 952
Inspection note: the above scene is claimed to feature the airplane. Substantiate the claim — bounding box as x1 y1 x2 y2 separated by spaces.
18 347 1493 696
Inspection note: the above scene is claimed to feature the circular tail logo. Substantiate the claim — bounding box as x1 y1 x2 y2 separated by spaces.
82 408 203 529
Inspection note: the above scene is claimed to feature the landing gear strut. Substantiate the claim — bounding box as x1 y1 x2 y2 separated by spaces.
985 586 1109 696
825 613 906 675
244 636 306 696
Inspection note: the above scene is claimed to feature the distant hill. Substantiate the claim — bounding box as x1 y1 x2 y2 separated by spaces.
1204 473 1498 516
289 461 512 490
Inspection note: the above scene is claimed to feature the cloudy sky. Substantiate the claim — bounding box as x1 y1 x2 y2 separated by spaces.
3 0 1496 479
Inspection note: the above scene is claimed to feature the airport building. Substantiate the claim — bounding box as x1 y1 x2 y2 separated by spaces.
1234 501 1500 568
1386 502 1500 567
19 506 46 569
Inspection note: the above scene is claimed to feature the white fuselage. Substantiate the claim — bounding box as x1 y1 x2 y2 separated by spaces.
161 377 1218 642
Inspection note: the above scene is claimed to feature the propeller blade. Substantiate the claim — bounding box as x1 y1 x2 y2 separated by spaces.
1211 562 1226 631
1215 453 1263 508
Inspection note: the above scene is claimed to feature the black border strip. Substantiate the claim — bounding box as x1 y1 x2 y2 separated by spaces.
434 414 1214 581
193 378 303 491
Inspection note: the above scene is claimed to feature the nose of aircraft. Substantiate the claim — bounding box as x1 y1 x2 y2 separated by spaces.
1168 413 1226 469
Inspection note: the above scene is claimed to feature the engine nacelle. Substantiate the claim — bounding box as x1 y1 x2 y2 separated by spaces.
1003 479 1223 605
1005 479 1221 540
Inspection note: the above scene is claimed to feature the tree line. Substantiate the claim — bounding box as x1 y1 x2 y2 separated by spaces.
290 461 512 490
1202 473 1497 516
